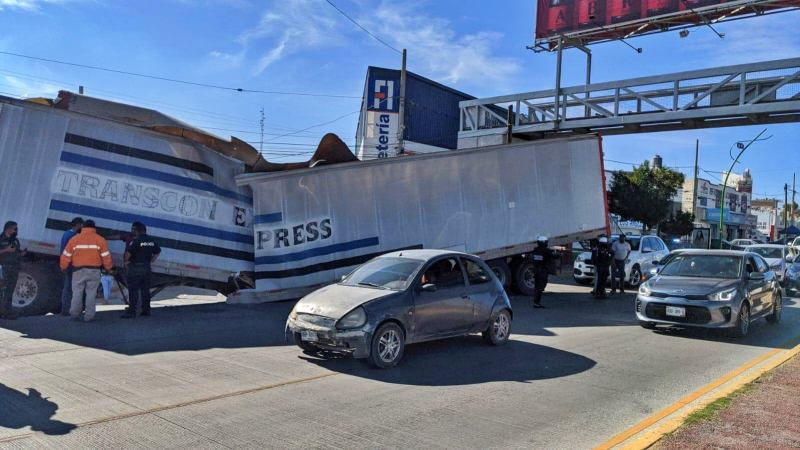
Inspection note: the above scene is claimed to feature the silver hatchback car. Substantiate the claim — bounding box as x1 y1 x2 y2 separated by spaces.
636 250 782 337
286 249 513 368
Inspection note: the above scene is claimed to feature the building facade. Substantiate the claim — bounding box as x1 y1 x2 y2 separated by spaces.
681 170 757 241
751 198 782 241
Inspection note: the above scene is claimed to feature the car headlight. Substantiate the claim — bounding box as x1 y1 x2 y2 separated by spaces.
576 254 586 263
638 282 651 296
708 288 737 302
336 307 367 329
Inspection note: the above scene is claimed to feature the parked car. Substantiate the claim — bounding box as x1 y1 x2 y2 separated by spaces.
731 239 759 247
573 235 670 288
784 258 800 296
637 250 782 337
744 244 797 285
286 249 513 368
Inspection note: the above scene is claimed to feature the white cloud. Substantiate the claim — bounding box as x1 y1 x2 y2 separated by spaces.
692 13 800 66
0 0 77 11
224 0 342 74
368 3 521 85
2 75 61 97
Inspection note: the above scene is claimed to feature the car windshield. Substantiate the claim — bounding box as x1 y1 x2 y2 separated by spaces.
659 254 742 279
748 247 783 259
612 235 641 251
341 257 423 291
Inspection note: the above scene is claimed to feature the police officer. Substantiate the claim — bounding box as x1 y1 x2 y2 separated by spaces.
592 236 613 299
0 221 25 320
122 222 161 318
531 236 558 308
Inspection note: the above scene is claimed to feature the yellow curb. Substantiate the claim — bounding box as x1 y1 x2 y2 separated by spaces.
595 336 800 450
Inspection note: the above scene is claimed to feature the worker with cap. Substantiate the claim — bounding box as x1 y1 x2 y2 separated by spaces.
591 236 613 299
121 222 161 318
531 235 558 308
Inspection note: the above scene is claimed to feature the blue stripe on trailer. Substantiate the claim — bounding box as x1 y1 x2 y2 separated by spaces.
255 236 380 265
254 212 283 224
60 151 252 203
49 200 253 245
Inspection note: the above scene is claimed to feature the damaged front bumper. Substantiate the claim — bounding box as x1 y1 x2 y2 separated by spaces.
286 315 372 359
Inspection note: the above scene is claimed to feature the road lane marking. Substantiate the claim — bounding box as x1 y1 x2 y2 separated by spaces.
594 334 800 450
0 372 338 444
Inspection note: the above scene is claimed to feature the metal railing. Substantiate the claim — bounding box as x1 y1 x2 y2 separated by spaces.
459 58 800 141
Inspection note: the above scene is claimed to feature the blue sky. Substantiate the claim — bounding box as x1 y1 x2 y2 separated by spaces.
0 0 798 199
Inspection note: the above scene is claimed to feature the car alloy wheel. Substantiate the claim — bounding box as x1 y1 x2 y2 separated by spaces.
378 329 401 363
628 266 642 288
493 312 510 342
12 272 38 309
735 303 750 337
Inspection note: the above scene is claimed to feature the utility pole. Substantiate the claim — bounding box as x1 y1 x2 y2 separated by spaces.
259 108 265 154
784 183 789 237
692 139 699 218
793 173 797 226
397 48 407 156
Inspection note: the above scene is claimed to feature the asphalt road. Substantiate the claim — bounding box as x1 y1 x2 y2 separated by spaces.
1 281 799 449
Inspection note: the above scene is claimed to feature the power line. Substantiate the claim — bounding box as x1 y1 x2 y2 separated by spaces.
266 110 361 142
0 50 362 98
323 0 402 54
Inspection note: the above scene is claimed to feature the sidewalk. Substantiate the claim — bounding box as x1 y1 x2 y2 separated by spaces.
654 353 800 449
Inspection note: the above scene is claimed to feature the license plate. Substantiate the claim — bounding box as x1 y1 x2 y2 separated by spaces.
300 330 318 342
666 306 686 318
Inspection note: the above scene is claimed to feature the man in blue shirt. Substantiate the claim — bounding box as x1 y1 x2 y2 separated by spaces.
59 217 83 316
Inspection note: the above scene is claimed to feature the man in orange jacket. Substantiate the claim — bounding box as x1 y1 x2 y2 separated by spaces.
59 220 113 322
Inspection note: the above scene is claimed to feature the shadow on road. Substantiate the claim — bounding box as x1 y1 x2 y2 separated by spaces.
299 336 596 386
0 301 295 356
0 385 75 435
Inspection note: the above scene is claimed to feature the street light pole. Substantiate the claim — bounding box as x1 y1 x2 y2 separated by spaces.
719 128 767 248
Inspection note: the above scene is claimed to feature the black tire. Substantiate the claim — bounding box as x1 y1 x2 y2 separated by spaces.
293 332 317 352
766 291 782 324
627 265 643 288
513 260 537 296
486 259 512 290
368 322 405 369
9 262 61 317
482 310 512 345
639 320 656 330
731 302 751 338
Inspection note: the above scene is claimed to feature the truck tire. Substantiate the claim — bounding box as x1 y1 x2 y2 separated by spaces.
513 260 537 296
486 259 511 290
11 262 62 316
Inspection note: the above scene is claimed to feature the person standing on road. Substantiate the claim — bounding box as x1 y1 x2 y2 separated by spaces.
531 236 558 309
0 221 25 320
122 222 160 319
610 234 632 295
591 236 613 299
60 220 112 322
59 217 84 316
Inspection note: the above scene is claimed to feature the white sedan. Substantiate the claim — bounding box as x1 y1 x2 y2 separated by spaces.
573 235 670 288
744 244 797 284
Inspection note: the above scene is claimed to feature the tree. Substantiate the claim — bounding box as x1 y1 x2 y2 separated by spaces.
660 211 695 237
608 161 685 232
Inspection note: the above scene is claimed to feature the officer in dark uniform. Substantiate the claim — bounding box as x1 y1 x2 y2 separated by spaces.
121 222 161 318
531 235 558 308
591 236 613 299
0 221 25 320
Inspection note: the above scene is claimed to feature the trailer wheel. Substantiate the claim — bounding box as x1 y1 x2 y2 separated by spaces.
11 262 61 316
513 260 537 296
486 259 511 290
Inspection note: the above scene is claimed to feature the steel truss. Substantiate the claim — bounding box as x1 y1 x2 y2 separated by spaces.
458 58 800 143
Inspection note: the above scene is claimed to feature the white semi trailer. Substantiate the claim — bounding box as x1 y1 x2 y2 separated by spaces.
236 136 610 302
0 92 260 315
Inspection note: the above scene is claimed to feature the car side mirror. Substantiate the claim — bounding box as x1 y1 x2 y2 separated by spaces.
421 283 438 293
748 272 765 281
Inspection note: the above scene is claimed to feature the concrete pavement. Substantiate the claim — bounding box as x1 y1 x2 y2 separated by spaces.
1 282 798 449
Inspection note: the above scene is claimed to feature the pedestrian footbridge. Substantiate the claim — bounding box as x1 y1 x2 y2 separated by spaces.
458 58 800 148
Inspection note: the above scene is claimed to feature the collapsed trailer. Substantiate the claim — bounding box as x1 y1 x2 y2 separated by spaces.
0 92 261 315
236 135 610 302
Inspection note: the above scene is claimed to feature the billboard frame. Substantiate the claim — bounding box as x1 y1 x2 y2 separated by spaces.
531 0 800 51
